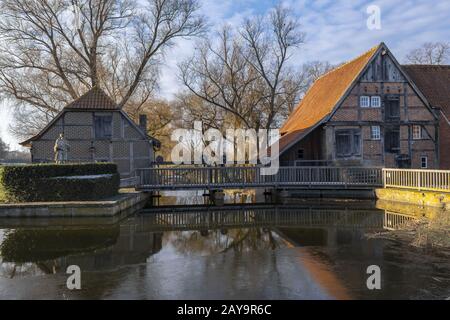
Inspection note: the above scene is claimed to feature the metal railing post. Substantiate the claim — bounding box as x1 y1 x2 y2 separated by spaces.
417 171 421 191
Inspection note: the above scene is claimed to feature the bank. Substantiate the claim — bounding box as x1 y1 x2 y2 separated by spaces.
0 190 150 218
376 188 450 210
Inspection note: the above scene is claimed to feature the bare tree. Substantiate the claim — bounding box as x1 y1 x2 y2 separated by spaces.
180 26 261 129
0 0 206 139
135 98 179 158
405 42 450 65
240 5 305 129
179 5 304 132
302 61 334 84
277 61 333 116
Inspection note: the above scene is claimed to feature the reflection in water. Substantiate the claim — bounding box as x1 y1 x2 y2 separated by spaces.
0 198 448 300
1 227 119 263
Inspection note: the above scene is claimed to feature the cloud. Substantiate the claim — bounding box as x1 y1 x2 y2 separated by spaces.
158 0 450 100
158 0 268 99
2 0 449 147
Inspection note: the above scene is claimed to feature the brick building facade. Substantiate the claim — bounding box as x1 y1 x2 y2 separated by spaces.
402 65 450 169
279 43 439 169
20 88 159 177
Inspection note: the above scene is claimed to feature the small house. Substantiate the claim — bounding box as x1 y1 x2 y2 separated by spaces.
20 88 159 177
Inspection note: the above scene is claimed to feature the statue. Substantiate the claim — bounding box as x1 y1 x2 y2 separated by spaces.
54 133 70 164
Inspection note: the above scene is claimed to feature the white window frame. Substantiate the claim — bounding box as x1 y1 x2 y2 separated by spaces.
412 125 422 140
371 96 381 108
370 126 381 140
421 156 428 169
360 96 370 108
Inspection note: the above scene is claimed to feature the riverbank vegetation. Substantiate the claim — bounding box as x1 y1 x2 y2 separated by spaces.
0 183 5 203
368 210 450 256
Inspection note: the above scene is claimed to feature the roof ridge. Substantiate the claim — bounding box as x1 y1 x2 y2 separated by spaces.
293 44 379 114
280 43 382 134
313 43 381 82
64 86 119 110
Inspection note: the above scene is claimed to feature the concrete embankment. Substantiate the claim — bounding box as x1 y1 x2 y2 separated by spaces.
275 189 376 200
376 188 450 210
0 190 150 218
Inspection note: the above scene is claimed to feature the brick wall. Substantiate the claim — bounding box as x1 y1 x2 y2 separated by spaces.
327 81 438 168
439 117 450 169
31 110 154 177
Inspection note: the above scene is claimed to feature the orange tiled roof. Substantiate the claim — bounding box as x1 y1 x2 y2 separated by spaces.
280 44 381 135
277 128 312 154
65 87 119 110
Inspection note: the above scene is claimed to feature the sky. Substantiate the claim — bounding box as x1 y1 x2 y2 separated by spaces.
1 0 450 150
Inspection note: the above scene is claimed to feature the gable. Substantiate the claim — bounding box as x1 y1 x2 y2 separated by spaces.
21 109 157 147
278 42 438 155
65 87 119 110
322 44 437 124
280 44 380 135
360 53 405 82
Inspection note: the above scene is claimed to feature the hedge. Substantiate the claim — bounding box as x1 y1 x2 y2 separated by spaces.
0 163 120 202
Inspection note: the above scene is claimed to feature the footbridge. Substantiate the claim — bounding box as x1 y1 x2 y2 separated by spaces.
135 166 383 191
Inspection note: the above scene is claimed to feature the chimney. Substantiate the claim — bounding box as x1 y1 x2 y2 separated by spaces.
139 114 147 133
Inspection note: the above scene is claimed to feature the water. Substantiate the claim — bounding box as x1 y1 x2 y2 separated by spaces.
0 191 449 300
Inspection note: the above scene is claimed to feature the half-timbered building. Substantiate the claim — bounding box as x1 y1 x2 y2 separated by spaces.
20 88 160 177
279 43 439 169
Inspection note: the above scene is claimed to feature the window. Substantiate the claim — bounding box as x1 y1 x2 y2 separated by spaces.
297 149 304 159
412 125 422 140
384 127 400 153
94 114 112 139
335 129 361 157
385 98 400 120
360 96 370 108
371 126 381 140
421 156 428 168
371 96 381 108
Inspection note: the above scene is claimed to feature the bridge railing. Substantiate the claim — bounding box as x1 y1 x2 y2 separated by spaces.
382 168 450 193
135 166 383 189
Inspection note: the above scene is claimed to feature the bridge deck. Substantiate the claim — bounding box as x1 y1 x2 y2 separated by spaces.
135 166 383 191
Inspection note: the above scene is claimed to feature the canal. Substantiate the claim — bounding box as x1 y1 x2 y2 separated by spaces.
0 191 449 299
